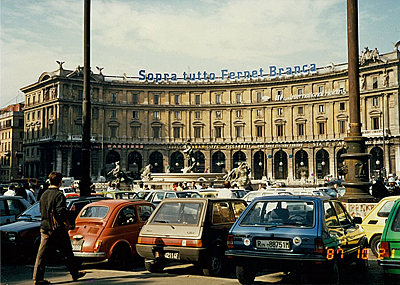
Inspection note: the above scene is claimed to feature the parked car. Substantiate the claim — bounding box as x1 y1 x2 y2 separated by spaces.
225 196 368 284
378 197 400 283
136 198 247 276
198 190 218 198
317 187 340 198
0 196 31 225
362 195 400 257
102 190 139 200
0 196 110 263
69 199 155 269
145 190 201 206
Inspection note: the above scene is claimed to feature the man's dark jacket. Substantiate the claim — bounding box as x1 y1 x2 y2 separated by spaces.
40 187 68 231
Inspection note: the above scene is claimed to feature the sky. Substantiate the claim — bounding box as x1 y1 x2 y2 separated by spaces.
1 0 399 108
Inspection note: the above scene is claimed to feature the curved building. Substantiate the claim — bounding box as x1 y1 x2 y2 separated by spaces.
20 46 400 183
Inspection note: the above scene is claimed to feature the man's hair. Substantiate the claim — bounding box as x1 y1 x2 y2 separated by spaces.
223 180 231 188
48 171 63 186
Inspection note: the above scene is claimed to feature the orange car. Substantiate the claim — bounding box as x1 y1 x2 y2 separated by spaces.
69 199 155 269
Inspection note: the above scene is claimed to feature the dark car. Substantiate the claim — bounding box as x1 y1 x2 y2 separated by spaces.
0 196 31 225
378 198 400 284
136 198 247 276
225 196 368 284
0 196 110 263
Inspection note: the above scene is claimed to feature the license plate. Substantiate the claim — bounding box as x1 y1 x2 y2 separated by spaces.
71 240 83 251
256 239 290 250
164 252 179 259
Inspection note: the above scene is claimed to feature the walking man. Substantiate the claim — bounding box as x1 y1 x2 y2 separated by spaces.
33 171 86 284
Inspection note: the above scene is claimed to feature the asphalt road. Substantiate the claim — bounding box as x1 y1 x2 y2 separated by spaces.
1 251 385 285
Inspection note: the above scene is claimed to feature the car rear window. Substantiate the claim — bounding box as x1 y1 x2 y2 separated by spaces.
151 202 202 225
240 200 314 227
80 206 109 218
391 205 400 232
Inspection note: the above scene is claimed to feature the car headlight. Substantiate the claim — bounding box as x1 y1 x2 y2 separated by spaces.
8 233 16 242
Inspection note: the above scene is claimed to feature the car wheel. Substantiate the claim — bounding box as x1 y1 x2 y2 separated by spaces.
370 235 381 258
109 244 131 270
203 250 223 276
236 264 256 284
355 244 369 270
144 258 166 273
329 260 342 285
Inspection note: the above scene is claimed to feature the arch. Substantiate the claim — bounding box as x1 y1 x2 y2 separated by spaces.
370 146 383 177
295 150 309 179
170 151 184 173
316 149 330 179
233 151 246 168
193 151 205 173
149 151 163 173
274 150 288 179
253 150 266 179
212 151 225 173
336 148 347 178
127 151 142 180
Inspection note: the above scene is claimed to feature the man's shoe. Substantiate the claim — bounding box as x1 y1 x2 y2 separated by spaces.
34 280 51 285
72 271 86 281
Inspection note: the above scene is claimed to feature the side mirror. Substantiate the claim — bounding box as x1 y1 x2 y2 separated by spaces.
353 217 362 224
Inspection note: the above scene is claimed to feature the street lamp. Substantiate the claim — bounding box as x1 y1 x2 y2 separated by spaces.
175 162 179 167
259 162 263 166
376 160 380 166
321 161 326 166
154 162 158 167
300 161 304 166
279 161 283 166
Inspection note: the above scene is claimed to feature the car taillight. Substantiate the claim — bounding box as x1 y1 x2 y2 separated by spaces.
379 241 390 259
70 205 76 212
94 240 102 252
315 238 324 254
227 234 234 249
137 236 202 247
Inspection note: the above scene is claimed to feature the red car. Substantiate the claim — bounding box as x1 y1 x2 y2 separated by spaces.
69 199 155 269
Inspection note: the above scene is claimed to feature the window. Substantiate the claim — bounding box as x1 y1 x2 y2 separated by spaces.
277 108 283 116
77 107 82 116
194 127 201 138
216 111 222 119
236 110 242 118
298 106 304 115
298 88 303 95
131 126 140 138
37 111 40 118
78 90 83 100
111 110 117 118
215 126 222 138
154 111 160 119
324 202 340 228
175 95 180 105
339 121 346 134
236 93 242 103
235 126 243 138
216 94 221 104
257 109 263 117
133 110 138 119
318 122 325 135
173 127 181 138
373 77 378 89
256 126 263 137
277 125 284 137
339 102 345 111
27 113 30 121
111 93 117 103
298 123 304 136
257 92 262 102
154 94 159 105
153 126 161 138
117 206 137 226
318 105 325 113
372 117 380 130
318 85 324 93
195 94 201 105
339 82 345 92
110 126 118 138
132 93 138 104
195 111 201 119
372 96 379 106
212 202 235 224
174 111 180 120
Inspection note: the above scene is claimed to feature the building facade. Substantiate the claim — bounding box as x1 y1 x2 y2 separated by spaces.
0 103 24 183
20 46 400 183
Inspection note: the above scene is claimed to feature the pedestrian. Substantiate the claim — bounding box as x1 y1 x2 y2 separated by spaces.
388 177 400 195
371 177 389 200
4 183 15 196
25 183 36 205
37 181 49 201
33 171 86 285
15 184 28 200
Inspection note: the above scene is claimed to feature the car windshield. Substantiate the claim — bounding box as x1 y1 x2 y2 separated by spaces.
17 202 41 221
151 202 202 225
240 200 315 227
80 206 109 218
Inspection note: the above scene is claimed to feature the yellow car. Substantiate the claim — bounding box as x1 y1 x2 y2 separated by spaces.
361 195 400 257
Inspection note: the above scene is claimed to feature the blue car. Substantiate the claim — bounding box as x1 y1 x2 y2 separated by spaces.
225 196 368 284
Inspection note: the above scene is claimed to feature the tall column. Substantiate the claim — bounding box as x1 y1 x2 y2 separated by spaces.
341 0 372 201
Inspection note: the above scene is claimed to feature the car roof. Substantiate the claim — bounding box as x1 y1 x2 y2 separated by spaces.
80 199 153 207
0 196 26 200
252 195 332 202
158 197 245 203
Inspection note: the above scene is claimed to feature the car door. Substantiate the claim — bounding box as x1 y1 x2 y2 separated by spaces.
112 205 141 254
332 201 365 255
323 201 346 251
